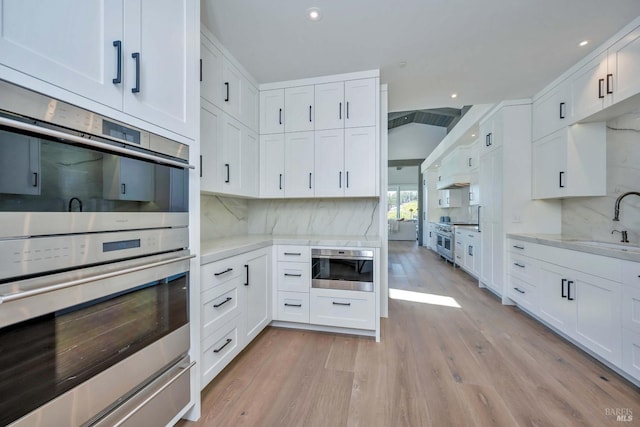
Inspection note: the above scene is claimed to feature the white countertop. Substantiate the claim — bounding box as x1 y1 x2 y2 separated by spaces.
507 233 640 263
200 234 382 265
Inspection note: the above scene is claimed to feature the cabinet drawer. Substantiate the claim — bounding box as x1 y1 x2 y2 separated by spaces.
276 291 310 323
201 257 243 292
277 245 310 262
622 328 640 381
202 277 242 340
507 239 534 256
508 276 538 314
310 288 375 330
509 256 538 284
277 262 310 292
623 285 640 334
201 318 243 387
622 261 640 287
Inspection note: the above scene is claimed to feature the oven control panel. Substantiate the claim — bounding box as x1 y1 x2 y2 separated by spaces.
0 228 188 281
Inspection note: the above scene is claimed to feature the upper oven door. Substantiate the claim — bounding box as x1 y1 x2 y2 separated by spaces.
0 120 189 238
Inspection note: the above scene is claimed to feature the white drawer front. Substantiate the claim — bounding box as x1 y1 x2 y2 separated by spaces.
509 256 538 284
277 245 310 262
276 291 310 323
201 318 243 387
310 289 375 330
508 275 538 314
622 260 640 287
202 278 242 340
277 262 310 292
623 285 640 334
508 239 533 256
622 328 640 381
201 257 243 292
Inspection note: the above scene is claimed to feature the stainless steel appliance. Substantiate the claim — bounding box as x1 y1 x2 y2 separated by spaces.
0 80 194 427
435 223 454 262
311 248 374 292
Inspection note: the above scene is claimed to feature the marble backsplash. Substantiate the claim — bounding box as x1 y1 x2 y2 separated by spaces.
247 198 380 236
200 194 248 240
562 112 640 243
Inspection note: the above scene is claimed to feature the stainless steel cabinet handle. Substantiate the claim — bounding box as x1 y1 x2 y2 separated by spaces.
213 338 232 353
213 297 232 308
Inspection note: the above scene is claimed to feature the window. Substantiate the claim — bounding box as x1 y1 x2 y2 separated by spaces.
387 186 418 220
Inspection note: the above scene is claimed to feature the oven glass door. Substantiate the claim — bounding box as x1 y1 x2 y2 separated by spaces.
312 257 374 291
436 234 444 248
0 272 188 426
443 236 452 252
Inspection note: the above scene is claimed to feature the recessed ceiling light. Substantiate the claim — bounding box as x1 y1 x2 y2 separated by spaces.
579 40 589 47
471 134 476 137
451 93 458 99
398 61 407 68
307 7 322 21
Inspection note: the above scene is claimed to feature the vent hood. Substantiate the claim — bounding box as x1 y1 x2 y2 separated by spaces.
436 173 470 190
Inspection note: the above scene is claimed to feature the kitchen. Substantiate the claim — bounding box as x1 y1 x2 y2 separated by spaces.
1 1 640 426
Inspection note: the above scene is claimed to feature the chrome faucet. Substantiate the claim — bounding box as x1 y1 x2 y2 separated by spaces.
613 191 640 221
611 230 629 243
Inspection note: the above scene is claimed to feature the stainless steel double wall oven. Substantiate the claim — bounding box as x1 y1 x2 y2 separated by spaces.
0 80 194 427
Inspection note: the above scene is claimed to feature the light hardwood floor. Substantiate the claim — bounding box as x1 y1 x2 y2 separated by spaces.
180 241 640 427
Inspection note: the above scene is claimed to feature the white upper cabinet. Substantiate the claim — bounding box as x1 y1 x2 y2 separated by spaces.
314 129 345 197
201 36 224 107
608 24 640 106
568 51 609 123
285 86 315 132
315 82 345 130
221 114 243 195
200 103 223 194
0 0 123 110
344 127 377 196
241 76 259 131
260 133 285 198
532 80 569 141
0 0 196 139
260 89 285 134
284 131 315 197
344 79 376 128
222 58 243 121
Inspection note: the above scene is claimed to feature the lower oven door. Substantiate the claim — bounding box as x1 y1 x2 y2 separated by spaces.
311 250 374 292
0 250 192 427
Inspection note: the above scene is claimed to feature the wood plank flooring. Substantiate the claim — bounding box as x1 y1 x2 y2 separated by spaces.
179 242 640 426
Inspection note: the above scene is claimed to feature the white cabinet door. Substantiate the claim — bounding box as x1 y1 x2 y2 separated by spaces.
574 275 622 365
260 89 285 134
568 51 609 123
221 114 243 194
532 131 568 199
532 81 569 141
344 78 376 128
608 24 640 106
241 81 259 132
285 85 314 132
469 172 480 206
241 127 259 197
103 155 154 201
284 131 314 197
260 134 285 197
314 82 344 130
344 127 377 197
244 250 271 342
314 129 344 197
538 263 575 332
0 130 40 196
0 0 123 110
222 57 243 120
123 0 195 138
201 36 224 108
200 103 223 193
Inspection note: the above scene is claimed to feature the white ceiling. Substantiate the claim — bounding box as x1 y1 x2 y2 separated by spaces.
202 1 640 112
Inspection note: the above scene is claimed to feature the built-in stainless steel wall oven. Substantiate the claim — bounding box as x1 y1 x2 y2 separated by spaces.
0 80 194 427
312 249 374 292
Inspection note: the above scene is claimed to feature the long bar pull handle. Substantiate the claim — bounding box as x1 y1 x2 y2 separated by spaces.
346 171 349 188
213 338 232 353
0 254 195 304
514 263 525 268
279 173 283 190
339 171 342 188
121 183 126 194
214 267 233 276
598 78 605 99
513 245 525 250
284 273 302 277
561 278 567 298
567 280 574 301
309 105 312 122
225 163 230 183
346 102 350 119
284 303 302 307
213 297 232 308
225 82 229 102
131 52 140 93
200 155 203 178
559 102 565 119
244 264 249 286
332 302 351 306
279 108 282 125
514 288 526 294
32 172 38 187
284 252 301 256
339 102 342 119
309 172 312 189
606 74 613 94
477 206 481 232
111 360 196 427
559 171 565 188
112 40 122 84
0 116 195 169
199 58 202 82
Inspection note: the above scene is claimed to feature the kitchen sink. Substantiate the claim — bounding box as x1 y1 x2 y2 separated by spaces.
570 240 640 252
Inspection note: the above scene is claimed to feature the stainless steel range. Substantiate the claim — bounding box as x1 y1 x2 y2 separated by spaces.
435 223 454 262
0 80 195 427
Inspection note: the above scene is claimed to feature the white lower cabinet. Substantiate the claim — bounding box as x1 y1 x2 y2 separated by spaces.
244 249 271 342
276 291 310 323
622 328 640 380
310 288 375 330
201 316 244 387
201 277 242 340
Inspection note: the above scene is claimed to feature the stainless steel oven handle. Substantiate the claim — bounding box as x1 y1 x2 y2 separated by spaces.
0 116 195 170
112 360 196 427
0 254 195 304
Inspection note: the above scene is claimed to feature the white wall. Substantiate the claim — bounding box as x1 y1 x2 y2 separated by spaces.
388 122 446 161
388 166 419 186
